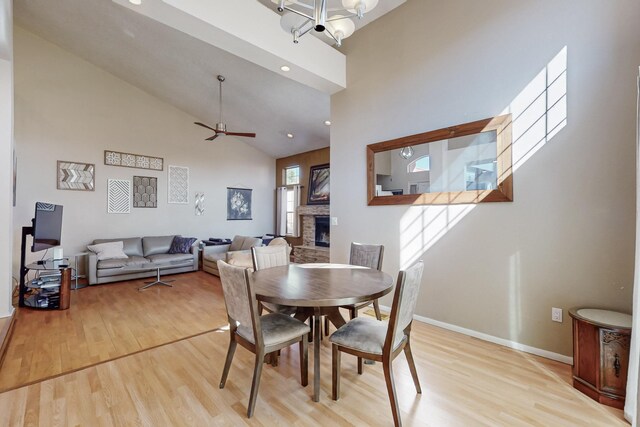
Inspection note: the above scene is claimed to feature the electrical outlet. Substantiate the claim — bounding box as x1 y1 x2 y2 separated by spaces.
552 307 563 323
331 217 338 226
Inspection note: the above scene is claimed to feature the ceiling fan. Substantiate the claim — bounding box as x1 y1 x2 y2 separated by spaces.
194 75 256 141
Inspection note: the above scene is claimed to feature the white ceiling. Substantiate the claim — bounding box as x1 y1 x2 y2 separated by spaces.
13 0 404 158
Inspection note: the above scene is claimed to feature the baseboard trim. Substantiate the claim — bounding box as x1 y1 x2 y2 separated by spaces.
379 305 573 365
0 308 17 370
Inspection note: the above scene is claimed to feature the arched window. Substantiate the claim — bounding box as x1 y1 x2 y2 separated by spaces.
407 155 430 173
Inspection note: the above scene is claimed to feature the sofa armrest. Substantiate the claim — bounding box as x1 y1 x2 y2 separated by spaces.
203 244 231 256
87 253 98 285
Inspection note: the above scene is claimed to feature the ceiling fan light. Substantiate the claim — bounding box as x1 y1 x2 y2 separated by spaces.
325 16 355 44
341 0 378 17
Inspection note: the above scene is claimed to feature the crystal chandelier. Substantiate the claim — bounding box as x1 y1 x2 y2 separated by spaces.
274 0 379 47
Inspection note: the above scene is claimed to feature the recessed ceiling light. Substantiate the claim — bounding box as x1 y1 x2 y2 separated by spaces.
287 133 294 139
129 0 142 5
324 120 331 126
280 65 291 72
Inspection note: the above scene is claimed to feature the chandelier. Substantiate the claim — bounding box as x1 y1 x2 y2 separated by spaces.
274 0 379 47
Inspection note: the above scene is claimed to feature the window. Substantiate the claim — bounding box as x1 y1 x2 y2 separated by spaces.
407 155 430 173
285 166 300 185
286 189 295 235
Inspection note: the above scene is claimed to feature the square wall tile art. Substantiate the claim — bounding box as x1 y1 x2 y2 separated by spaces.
107 179 131 214
104 150 163 171
57 161 95 191
227 187 252 220
168 166 189 204
133 176 158 208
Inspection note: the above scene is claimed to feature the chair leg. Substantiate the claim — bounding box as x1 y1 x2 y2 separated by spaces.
404 341 421 394
382 358 402 427
308 317 314 342
324 316 330 336
219 336 237 388
247 352 265 418
349 307 356 320
357 357 363 375
332 344 341 400
300 336 308 387
373 299 382 321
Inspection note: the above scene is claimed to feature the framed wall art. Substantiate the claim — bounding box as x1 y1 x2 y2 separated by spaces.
227 187 252 220
307 163 330 205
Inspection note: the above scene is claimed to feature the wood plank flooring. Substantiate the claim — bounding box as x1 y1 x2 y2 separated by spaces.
0 271 629 426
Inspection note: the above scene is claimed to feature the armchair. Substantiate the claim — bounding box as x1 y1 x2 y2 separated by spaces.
202 235 262 276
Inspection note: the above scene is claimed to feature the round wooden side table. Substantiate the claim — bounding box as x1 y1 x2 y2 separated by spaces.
569 308 632 409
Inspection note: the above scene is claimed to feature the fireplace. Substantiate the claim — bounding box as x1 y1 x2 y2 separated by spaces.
315 216 330 247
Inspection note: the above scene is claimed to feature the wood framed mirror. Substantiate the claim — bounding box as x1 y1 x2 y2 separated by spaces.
367 114 513 206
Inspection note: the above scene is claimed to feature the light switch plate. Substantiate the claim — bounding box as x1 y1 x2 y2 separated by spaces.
552 307 563 323
331 217 338 226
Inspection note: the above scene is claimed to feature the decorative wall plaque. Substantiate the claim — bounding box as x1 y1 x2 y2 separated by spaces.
168 165 189 204
107 179 131 214
133 176 158 208
57 160 95 191
104 150 163 171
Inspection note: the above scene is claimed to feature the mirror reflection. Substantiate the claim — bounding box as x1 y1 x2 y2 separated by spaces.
374 130 498 196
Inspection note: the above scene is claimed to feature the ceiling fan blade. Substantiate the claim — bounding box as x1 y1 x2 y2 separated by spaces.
194 122 218 132
206 134 219 141
225 132 256 138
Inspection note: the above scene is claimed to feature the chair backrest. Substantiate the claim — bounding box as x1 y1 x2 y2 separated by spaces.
385 261 424 350
349 242 384 271
229 236 263 252
217 260 261 345
252 245 290 271
268 237 288 246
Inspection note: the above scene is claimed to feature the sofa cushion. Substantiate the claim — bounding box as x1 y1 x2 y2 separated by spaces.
229 236 262 251
147 253 193 266
168 236 197 254
142 235 176 257
87 241 129 261
93 238 143 257
98 256 150 270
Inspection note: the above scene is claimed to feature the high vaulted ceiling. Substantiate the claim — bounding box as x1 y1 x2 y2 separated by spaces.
14 0 404 158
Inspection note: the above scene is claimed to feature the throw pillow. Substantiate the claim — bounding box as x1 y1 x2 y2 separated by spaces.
87 241 128 261
169 236 197 254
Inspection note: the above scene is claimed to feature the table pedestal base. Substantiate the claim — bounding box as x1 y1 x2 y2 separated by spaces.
139 268 174 291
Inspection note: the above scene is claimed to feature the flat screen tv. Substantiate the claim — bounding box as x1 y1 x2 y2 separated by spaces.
31 202 63 252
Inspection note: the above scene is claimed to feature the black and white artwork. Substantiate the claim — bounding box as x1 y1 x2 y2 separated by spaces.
227 188 252 220
133 176 157 208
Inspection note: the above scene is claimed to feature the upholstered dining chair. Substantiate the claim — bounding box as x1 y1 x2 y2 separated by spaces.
251 245 296 316
340 242 385 320
329 261 424 427
217 260 309 418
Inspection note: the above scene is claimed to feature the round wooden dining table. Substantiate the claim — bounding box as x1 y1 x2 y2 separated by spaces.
252 263 394 402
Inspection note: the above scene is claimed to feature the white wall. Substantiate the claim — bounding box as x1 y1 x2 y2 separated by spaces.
0 0 14 318
331 0 639 356
13 28 275 271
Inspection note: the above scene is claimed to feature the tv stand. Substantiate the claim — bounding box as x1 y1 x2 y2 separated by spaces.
19 224 71 310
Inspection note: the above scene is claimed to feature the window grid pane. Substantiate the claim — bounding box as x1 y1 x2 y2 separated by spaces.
285 166 300 185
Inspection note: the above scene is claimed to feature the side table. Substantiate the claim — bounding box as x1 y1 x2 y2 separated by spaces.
72 252 90 290
569 308 632 409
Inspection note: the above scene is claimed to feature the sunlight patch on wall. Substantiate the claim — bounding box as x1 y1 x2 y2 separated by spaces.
399 47 568 270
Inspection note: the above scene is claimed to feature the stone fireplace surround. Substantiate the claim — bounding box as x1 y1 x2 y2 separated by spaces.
294 205 330 263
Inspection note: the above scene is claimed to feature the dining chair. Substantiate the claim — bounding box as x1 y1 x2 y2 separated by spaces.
340 242 385 321
251 245 296 316
329 261 424 427
217 260 310 418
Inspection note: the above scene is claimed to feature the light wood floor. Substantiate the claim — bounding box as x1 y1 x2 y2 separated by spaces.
0 271 628 426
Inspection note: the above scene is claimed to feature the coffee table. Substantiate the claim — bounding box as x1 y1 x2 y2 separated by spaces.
252 263 394 402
